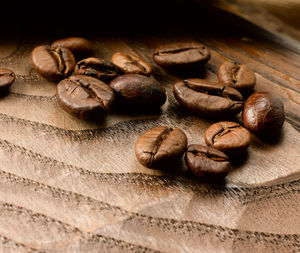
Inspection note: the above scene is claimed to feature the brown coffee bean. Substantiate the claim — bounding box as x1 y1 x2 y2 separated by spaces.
243 92 285 133
135 126 187 169
153 42 210 71
205 121 251 153
31 45 75 81
74 57 121 83
52 37 93 59
185 144 230 178
0 68 15 91
112 52 152 76
218 62 256 93
56 75 114 118
173 79 243 117
110 74 166 109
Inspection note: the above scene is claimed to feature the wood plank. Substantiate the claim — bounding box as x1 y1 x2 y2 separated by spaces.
0 2 299 252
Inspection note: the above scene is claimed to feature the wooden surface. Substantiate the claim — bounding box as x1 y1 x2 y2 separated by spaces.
0 2 300 252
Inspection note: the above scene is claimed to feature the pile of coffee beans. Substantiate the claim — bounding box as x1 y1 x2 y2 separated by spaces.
29 38 285 180
30 37 167 118
136 42 285 179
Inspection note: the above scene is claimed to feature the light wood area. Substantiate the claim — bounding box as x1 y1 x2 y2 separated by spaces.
0 2 299 252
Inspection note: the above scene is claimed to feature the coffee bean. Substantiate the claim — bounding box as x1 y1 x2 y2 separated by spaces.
242 92 285 133
153 42 210 71
135 126 187 169
52 37 93 59
173 79 243 117
31 45 75 81
112 52 152 76
56 75 114 118
74 57 121 83
205 121 251 153
0 68 15 91
218 62 256 93
185 144 230 178
110 74 166 109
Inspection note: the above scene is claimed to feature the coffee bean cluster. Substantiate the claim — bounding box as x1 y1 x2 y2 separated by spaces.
29 37 167 119
136 42 285 180
5 37 283 181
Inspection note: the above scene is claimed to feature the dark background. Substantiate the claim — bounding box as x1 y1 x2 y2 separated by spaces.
2 0 218 37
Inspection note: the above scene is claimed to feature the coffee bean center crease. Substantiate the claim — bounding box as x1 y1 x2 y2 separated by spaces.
155 46 204 55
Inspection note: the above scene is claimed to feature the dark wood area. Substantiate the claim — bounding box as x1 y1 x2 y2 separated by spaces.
0 1 299 252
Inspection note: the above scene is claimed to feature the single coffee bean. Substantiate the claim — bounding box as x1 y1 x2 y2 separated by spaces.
242 92 285 133
218 62 256 93
205 121 251 153
173 79 243 117
56 75 114 118
153 42 210 71
52 37 93 59
135 126 187 169
112 52 152 76
31 45 75 81
74 57 121 83
0 68 15 91
110 74 166 109
185 144 230 178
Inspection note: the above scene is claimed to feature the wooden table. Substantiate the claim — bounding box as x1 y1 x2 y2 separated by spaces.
0 1 299 252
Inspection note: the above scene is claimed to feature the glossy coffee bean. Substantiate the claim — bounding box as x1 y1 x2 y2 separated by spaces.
153 42 210 70
135 126 187 169
52 37 93 59
218 62 256 93
74 57 121 83
185 144 230 178
112 52 152 76
0 68 15 91
31 45 75 81
110 74 166 109
56 75 114 118
243 92 285 133
205 121 251 153
173 79 243 117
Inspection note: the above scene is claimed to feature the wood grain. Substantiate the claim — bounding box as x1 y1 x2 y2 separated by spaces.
0 2 299 252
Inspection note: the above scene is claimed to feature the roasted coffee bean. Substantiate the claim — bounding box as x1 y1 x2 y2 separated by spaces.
74 57 121 83
56 75 114 118
205 121 251 153
0 68 15 91
185 144 230 178
112 52 152 76
110 74 166 109
52 37 93 59
135 126 187 169
218 62 256 93
243 92 285 133
31 45 75 81
173 79 243 117
153 42 210 71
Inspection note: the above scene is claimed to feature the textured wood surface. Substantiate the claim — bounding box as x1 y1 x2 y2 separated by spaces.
0 2 300 252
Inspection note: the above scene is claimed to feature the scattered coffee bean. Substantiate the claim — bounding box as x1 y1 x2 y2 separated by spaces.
31 45 75 81
218 62 256 93
243 92 285 133
185 144 230 178
205 121 251 153
110 74 166 109
173 79 243 117
52 37 93 59
56 75 114 118
153 42 210 71
0 68 15 91
112 52 152 76
74 57 121 83
135 126 187 169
